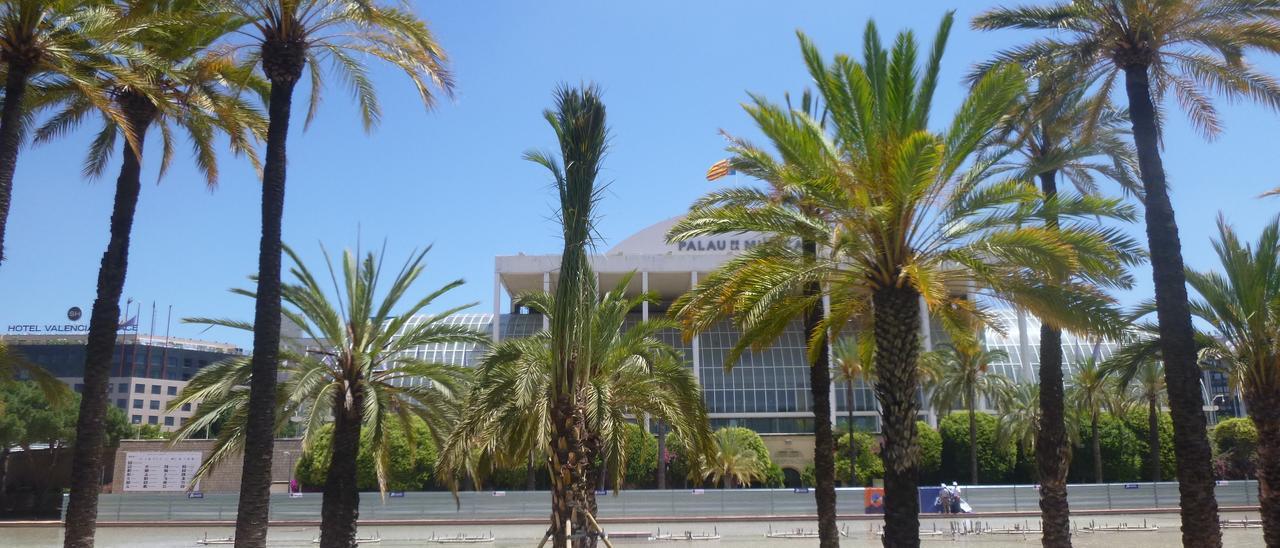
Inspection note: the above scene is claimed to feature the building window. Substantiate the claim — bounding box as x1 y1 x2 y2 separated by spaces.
167 386 177 396
132 399 143 409
131 415 142 424
181 403 192 412
149 400 160 410
147 416 158 425
180 418 188 426
164 416 174 427
116 399 126 408
117 383 127 393
134 383 144 393
151 385 161 395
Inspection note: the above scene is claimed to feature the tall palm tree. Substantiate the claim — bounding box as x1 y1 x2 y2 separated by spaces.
699 427 768 489
439 276 712 535
214 1 454 543
672 14 1138 546
974 4 1280 543
520 85 608 548
667 87 845 546
42 4 265 546
924 344 1012 485
1067 357 1113 483
1168 215 1280 542
833 335 874 486
170 245 483 548
977 66 1141 546
0 0 150 268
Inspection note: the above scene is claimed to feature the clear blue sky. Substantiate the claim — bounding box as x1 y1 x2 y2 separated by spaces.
2 1 1278 349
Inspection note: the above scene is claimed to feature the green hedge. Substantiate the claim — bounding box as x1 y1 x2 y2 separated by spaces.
939 412 1014 484
835 432 883 486
918 420 942 483
1213 417 1258 479
295 419 437 491
1119 408 1176 481
1069 412 1142 483
621 423 658 489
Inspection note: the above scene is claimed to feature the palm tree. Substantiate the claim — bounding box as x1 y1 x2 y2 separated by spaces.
214 1 454 543
974 4 1280 543
1067 357 1113 483
170 244 483 548
439 276 712 535
699 427 767 489
0 342 70 409
667 87 845 546
832 335 874 486
671 14 1138 546
977 66 1141 545
997 382 1039 463
0 0 151 268
924 344 1012 485
1165 215 1280 542
519 85 608 548
43 4 264 546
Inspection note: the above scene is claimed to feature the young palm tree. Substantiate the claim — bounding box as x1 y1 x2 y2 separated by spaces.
170 245 483 548
439 276 712 537
977 66 1141 545
672 14 1139 546
924 344 1012 485
699 427 768 489
41 4 265 546
832 335 874 486
0 0 153 268
210 1 453 543
667 88 845 546
1165 215 1280 542
519 85 609 548
1067 357 1113 483
974 4 1280 542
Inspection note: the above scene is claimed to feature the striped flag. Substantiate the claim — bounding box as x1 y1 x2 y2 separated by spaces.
705 159 733 181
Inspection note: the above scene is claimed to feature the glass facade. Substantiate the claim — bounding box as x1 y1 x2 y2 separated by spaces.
979 309 1121 384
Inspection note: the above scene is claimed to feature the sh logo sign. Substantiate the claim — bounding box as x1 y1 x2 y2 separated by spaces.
67 307 82 321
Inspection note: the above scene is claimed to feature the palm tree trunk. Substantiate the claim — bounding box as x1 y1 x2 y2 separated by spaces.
237 52 303 547
847 380 858 486
656 421 666 490
1035 170 1072 547
1091 414 1102 484
1122 63 1221 548
318 385 364 548
1148 396 1161 483
873 285 922 548
1247 389 1280 546
0 63 30 269
548 394 584 548
62 97 156 548
802 239 839 548
968 388 978 485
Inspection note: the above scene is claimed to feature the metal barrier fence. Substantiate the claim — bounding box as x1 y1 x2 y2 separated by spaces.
71 480 1259 522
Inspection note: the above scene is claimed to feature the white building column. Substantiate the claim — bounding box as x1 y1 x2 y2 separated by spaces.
919 296 936 427
1017 308 1033 383
542 272 551 330
690 271 701 387
824 292 836 429
641 272 649 322
492 271 502 343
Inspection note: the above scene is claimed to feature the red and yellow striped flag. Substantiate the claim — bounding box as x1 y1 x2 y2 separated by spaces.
705 159 733 181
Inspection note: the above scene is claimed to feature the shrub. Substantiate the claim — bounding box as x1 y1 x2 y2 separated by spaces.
665 426 781 487
621 423 658 489
939 412 1014 484
835 432 884 486
295 419 436 491
1213 417 1258 479
917 420 942 483
1119 407 1176 481
1069 412 1142 483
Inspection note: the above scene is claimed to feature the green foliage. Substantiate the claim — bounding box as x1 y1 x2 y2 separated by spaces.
132 424 168 440
917 421 942 483
1120 408 1176 481
939 412 1014 483
801 464 815 487
665 427 780 488
295 418 437 491
835 432 883 486
621 423 658 489
1213 418 1258 479
1070 412 1143 483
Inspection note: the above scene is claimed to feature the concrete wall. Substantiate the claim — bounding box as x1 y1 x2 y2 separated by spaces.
110 438 302 493
759 433 815 475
